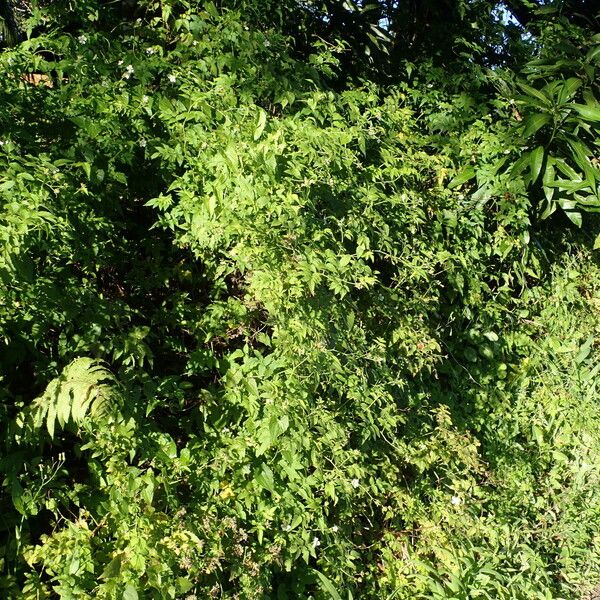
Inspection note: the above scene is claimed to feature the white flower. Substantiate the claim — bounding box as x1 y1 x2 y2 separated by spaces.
264 40 271 47
117 59 124 66
331 525 338 533
123 64 134 80
192 40 198 46
78 34 88 44
168 74 177 83
142 95 149 104
139 139 147 148
312 536 320 548
146 47 155 55
451 495 462 506
0 140 4 146
351 478 360 489
282 524 291 532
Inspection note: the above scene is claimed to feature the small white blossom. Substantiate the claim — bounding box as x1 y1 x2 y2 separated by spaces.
331 525 339 533
139 139 147 148
351 478 360 489
142 95 149 104
282 524 291 532
117 59 124 66
451 495 462 506
146 47 155 55
264 40 271 47
123 64 134 80
168 74 177 83
193 40 198 46
312 536 320 548
0 140 4 146
78 34 88 44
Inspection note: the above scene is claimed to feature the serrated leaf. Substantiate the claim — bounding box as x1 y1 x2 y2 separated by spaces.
123 583 138 600
18 358 120 440
101 554 122 580
339 254 352 267
255 463 275 492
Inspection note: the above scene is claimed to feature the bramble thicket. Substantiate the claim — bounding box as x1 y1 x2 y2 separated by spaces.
1 0 600 598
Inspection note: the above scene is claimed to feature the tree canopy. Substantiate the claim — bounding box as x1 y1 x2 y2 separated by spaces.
1 1 600 599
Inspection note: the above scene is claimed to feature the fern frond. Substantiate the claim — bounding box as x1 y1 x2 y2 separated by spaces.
17 358 122 440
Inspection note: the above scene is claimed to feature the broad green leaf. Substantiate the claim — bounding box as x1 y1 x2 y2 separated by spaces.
255 463 275 492
571 103 600 122
529 146 545 183
557 78 582 104
123 584 138 600
586 45 600 63
313 570 343 600
448 166 475 189
101 555 123 580
517 82 552 107
523 113 551 138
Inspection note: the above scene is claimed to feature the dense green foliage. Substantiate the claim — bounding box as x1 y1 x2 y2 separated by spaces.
1 1 600 598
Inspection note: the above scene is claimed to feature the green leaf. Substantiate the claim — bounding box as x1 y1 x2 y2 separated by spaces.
123 584 138 600
565 211 582 227
557 78 582 104
529 146 545 183
254 109 267 141
448 166 475 189
517 82 552 107
101 554 123 580
339 254 352 267
594 234 600 250
255 463 275 493
523 113 551 138
177 578 194 594
313 570 343 600
571 103 600 122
